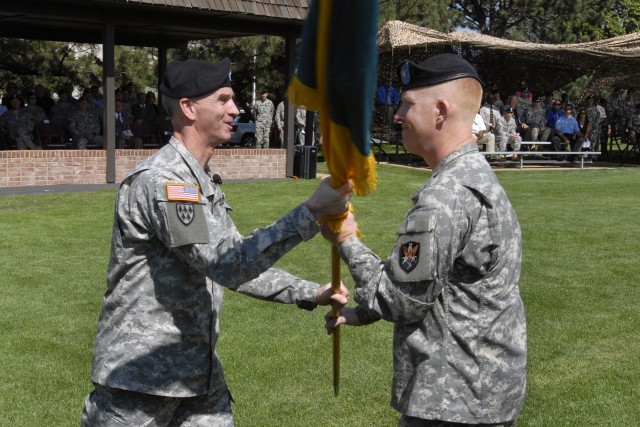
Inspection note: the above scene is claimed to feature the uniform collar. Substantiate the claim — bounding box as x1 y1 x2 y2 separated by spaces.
168 137 217 198
431 143 479 178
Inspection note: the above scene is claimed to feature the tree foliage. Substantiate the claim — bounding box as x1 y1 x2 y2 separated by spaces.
2 0 640 102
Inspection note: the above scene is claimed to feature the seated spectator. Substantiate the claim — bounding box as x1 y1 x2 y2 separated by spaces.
625 103 640 153
375 78 400 128
491 85 504 111
23 92 48 147
2 82 19 107
0 94 40 150
145 91 159 117
114 99 142 149
505 94 529 136
472 112 495 157
551 104 583 157
115 88 132 117
540 100 563 142
34 84 55 116
514 81 533 114
125 82 138 106
515 79 533 104
478 89 501 134
82 87 103 128
63 81 80 109
49 89 76 139
495 106 521 161
541 92 554 112
523 96 546 142
131 92 152 123
576 108 592 152
69 97 103 149
89 85 104 110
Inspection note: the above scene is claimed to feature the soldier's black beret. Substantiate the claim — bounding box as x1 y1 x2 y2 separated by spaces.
160 58 232 98
398 53 482 91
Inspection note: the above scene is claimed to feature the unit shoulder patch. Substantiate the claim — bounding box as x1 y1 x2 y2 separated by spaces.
399 241 420 273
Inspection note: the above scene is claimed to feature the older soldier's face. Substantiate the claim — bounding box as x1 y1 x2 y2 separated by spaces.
192 87 239 147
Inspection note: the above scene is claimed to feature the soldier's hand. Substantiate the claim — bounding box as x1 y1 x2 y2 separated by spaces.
321 212 357 246
324 307 362 334
316 282 349 310
305 176 353 219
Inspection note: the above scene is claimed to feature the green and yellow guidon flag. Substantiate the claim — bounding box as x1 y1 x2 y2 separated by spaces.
288 0 379 228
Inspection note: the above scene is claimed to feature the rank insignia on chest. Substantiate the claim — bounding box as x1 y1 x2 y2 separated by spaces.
176 203 195 226
400 241 420 273
166 183 200 203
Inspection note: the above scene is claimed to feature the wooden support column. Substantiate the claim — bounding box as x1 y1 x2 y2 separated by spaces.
102 20 116 183
284 32 297 177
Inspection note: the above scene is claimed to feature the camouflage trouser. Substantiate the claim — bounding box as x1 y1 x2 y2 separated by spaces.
255 121 271 148
16 128 37 150
81 384 234 427
399 415 516 427
74 135 104 149
497 136 521 152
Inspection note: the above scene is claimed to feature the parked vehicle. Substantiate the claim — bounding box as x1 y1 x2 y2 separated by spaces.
226 111 256 146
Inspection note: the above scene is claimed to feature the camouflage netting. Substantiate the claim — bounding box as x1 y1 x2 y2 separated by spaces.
376 20 640 100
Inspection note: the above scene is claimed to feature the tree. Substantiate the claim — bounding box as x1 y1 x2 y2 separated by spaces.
379 0 455 31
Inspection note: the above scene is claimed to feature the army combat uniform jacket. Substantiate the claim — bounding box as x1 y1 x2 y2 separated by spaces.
91 138 321 397
340 144 527 423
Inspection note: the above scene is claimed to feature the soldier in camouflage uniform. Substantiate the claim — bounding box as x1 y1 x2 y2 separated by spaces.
523 97 546 143
69 97 103 149
585 95 602 154
252 89 274 148
275 100 285 147
49 89 76 136
0 94 40 150
626 103 640 154
295 105 307 145
607 87 626 141
324 54 527 427
496 106 522 160
80 58 351 427
23 93 48 146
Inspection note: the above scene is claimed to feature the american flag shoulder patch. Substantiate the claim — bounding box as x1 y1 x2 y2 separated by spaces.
166 183 200 203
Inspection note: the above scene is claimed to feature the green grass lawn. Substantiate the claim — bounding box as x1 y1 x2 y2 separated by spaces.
0 164 638 426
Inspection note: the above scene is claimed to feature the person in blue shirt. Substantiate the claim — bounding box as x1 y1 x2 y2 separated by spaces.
376 78 400 129
540 100 564 142
551 104 584 158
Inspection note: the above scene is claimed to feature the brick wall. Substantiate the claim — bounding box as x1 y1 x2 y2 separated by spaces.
0 148 287 187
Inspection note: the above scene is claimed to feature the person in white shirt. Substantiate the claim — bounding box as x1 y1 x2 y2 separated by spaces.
472 112 495 157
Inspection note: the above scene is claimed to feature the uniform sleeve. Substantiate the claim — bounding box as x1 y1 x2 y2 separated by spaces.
124 170 320 290
340 198 469 325
234 268 319 310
